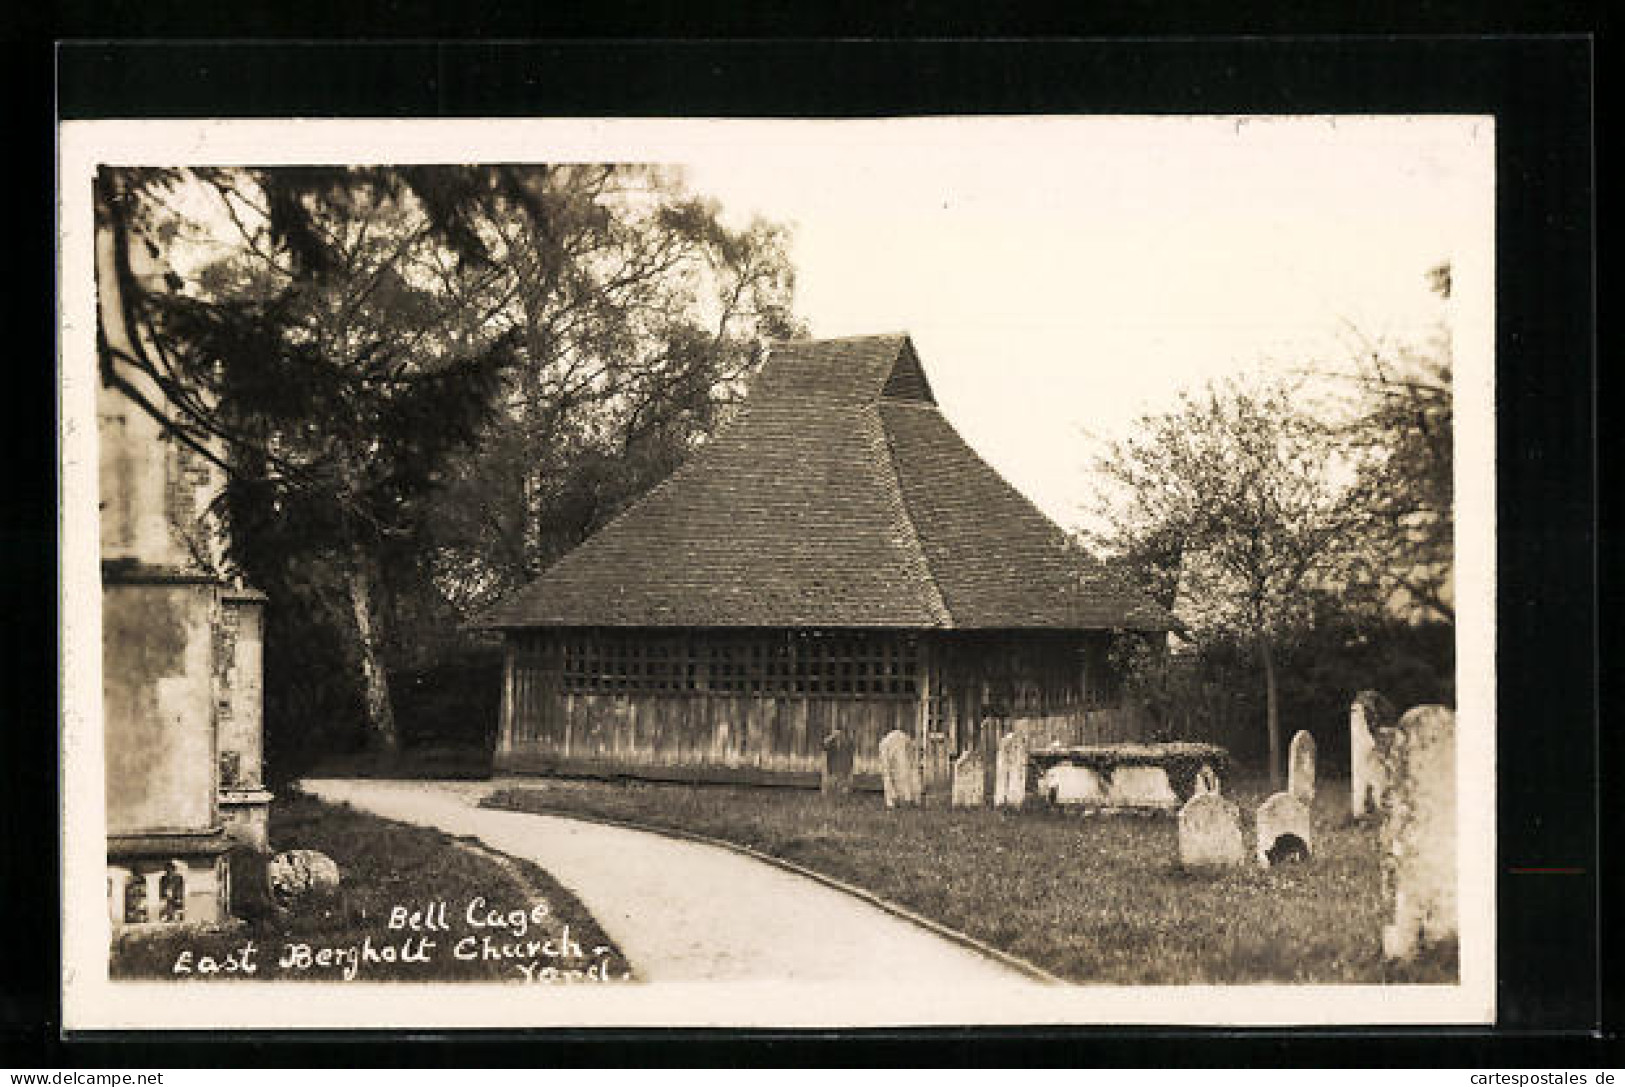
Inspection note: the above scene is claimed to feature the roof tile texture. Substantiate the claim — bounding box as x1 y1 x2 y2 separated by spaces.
480 334 1171 631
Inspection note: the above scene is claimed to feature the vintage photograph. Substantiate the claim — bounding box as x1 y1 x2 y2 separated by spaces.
58 116 1495 1028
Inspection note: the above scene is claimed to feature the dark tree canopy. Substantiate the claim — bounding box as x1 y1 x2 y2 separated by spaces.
96 164 803 769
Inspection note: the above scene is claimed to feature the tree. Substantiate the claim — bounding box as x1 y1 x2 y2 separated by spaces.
1091 378 1366 786
1335 265 1454 622
96 167 529 760
419 166 805 616
97 164 805 766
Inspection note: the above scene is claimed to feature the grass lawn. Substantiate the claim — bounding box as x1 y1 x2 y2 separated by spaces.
111 789 631 984
483 775 1457 986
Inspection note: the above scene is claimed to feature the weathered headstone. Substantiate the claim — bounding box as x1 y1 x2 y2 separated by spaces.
1255 791 1314 867
951 749 985 808
268 848 341 906
821 727 854 797
1381 704 1457 961
1350 689 1397 819
1192 762 1222 797
1178 793 1247 871
1288 729 1317 803
878 729 922 809
993 732 1030 809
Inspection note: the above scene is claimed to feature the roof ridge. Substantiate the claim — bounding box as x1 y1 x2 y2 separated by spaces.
864 401 954 628
775 331 910 346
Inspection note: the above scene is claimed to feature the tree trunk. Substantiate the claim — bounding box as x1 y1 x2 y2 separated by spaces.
345 544 400 762
1259 633 1281 789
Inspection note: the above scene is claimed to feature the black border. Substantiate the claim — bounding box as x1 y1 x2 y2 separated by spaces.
10 35 1606 1065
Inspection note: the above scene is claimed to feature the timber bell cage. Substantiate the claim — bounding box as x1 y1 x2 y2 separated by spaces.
479 334 1174 781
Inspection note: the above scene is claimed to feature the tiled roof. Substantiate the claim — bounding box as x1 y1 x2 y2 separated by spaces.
478 334 1173 632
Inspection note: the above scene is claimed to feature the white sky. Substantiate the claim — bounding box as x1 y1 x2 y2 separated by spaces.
681 116 1492 529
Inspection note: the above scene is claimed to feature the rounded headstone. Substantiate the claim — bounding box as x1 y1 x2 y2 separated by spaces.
1179 793 1246 871
1255 791 1314 867
1288 729 1317 803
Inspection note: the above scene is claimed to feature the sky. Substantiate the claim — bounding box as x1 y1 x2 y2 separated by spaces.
678 116 1492 529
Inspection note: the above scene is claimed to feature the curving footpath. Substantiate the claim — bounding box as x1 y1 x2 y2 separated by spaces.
300 777 1044 987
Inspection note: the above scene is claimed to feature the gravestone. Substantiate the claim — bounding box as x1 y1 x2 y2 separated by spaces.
268 849 342 907
1350 689 1397 819
1255 791 1314 867
1192 762 1222 797
821 727 854 797
1178 793 1246 871
1288 730 1318 803
951 749 985 808
878 729 922 809
993 732 1030 809
1380 704 1457 961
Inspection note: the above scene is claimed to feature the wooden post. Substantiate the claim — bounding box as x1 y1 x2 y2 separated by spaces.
917 636 932 748
499 639 516 757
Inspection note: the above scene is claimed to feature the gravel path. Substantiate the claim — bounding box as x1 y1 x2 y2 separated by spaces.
300 777 1041 987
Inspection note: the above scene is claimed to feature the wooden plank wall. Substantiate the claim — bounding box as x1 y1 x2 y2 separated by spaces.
501 634 917 778
497 628 1149 783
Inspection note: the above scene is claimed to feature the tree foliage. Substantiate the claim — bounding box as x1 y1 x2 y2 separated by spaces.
420 165 804 620
1089 267 1457 779
1091 377 1367 784
99 167 524 759
1335 279 1454 621
97 164 803 771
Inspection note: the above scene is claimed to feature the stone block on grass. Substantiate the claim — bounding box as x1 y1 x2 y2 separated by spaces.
268 848 342 907
1106 764 1180 810
1038 762 1107 806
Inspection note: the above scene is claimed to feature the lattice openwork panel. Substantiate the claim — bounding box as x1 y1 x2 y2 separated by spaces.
551 630 919 699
